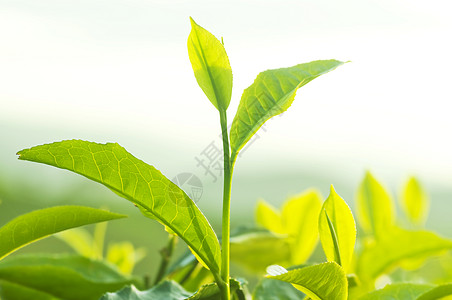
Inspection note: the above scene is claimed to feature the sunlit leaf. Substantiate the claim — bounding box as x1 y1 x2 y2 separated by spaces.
100 282 190 300
100 279 247 300
256 190 322 265
358 283 433 300
356 172 395 238
417 284 452 300
402 177 429 226
230 228 291 273
55 228 97 258
230 60 345 156
0 205 125 260
187 17 232 112
0 281 60 300
255 200 284 234
318 185 356 272
107 242 146 274
17 140 221 274
282 190 322 264
357 228 452 282
0 254 136 300
253 278 306 300
267 262 347 300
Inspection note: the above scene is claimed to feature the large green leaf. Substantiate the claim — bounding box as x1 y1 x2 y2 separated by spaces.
253 278 306 300
0 254 136 300
318 185 356 272
256 190 322 265
357 228 452 281
267 262 347 300
356 172 395 238
402 177 429 226
100 279 247 300
417 284 452 300
230 228 291 273
17 140 221 273
100 282 191 300
229 60 345 156
0 205 125 260
0 280 60 300
358 283 433 300
187 17 232 112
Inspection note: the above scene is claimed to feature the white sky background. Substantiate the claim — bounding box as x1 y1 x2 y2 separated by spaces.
1 0 451 189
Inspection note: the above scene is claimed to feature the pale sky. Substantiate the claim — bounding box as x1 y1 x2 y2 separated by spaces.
1 0 451 189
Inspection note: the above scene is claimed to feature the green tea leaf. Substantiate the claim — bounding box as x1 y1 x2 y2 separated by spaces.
0 254 136 300
100 279 247 300
55 228 97 257
318 185 356 272
256 200 284 234
267 262 347 300
358 283 433 300
100 282 191 300
357 228 452 281
17 140 221 274
0 205 125 260
0 281 60 300
417 284 452 300
230 60 345 156
107 242 146 275
187 17 232 112
230 228 291 273
282 190 322 264
356 171 395 238
253 278 306 300
402 177 429 226
256 190 322 265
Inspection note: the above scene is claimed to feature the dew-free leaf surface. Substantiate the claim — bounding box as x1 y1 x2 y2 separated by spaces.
357 228 452 281
267 262 347 300
358 283 433 300
417 284 452 300
356 172 394 238
0 205 125 260
256 190 322 265
0 254 136 300
253 278 306 300
100 282 191 300
402 177 429 226
230 228 291 273
17 140 221 273
187 17 232 112
230 60 345 156
318 185 356 272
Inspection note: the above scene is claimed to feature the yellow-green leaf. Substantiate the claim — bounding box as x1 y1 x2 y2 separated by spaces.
255 200 284 234
230 60 345 156
17 140 221 274
282 190 322 264
318 185 356 273
267 262 348 300
187 17 232 112
356 172 395 238
0 206 125 261
357 228 452 282
402 177 429 226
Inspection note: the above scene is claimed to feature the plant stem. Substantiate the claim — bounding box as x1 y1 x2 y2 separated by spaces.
154 234 177 285
219 109 233 300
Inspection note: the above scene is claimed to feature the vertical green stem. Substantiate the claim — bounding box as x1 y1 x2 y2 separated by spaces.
154 234 178 285
219 109 233 300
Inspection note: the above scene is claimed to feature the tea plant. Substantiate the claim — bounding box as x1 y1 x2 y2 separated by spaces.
5 18 452 299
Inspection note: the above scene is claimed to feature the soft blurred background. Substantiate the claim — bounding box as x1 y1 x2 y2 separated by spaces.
1 0 451 281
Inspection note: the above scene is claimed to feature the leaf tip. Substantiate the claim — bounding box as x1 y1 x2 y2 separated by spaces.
266 265 288 277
